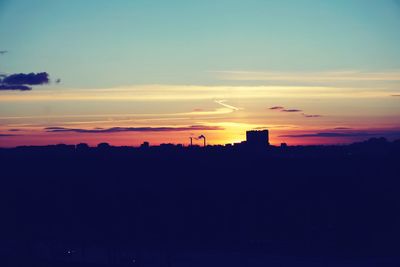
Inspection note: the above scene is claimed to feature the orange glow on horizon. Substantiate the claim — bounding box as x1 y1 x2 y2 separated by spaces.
1 124 399 148
1 84 399 147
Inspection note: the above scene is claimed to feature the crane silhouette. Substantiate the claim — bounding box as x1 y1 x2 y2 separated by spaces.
198 135 206 147
189 135 206 147
189 137 193 146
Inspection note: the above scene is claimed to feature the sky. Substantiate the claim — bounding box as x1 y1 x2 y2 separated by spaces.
0 0 400 147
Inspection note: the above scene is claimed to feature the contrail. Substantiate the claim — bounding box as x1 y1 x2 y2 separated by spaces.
214 100 240 111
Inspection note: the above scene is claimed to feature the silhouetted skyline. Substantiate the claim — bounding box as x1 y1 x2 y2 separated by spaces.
1 1 400 266
1 134 400 266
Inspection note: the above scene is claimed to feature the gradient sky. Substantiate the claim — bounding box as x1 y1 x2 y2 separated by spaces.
1 0 400 147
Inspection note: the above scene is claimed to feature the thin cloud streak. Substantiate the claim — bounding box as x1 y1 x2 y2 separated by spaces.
333 127 352 130
269 106 302 113
269 106 322 117
280 130 400 138
0 106 235 122
302 113 322 118
269 106 284 110
0 85 395 102
214 70 400 82
282 109 302 113
45 125 224 133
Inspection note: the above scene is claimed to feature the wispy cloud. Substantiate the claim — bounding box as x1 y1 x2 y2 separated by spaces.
0 102 236 124
269 106 284 110
269 106 302 113
268 106 302 113
282 109 302 113
280 132 363 138
45 125 224 133
269 106 322 117
254 125 299 130
0 85 395 102
0 134 16 137
333 127 352 130
213 70 400 82
302 113 322 118
280 130 400 138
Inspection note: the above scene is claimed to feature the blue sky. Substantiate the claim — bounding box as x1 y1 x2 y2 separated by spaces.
1 0 400 87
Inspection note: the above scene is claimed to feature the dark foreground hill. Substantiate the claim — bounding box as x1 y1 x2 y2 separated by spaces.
1 138 400 266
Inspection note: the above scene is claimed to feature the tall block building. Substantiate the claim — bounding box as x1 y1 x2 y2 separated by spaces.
246 130 269 147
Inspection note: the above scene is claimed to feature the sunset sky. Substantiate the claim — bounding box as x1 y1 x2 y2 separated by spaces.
1 0 400 147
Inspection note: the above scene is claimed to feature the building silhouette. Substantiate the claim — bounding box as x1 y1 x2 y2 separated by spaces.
140 141 150 148
246 130 269 147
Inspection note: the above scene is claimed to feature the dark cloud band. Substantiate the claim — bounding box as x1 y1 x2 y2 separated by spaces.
2 72 49 85
280 131 400 138
282 109 302 113
0 72 50 91
0 84 32 91
45 125 224 133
